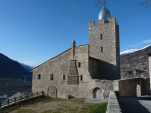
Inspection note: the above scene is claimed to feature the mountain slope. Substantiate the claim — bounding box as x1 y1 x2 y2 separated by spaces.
0 53 32 80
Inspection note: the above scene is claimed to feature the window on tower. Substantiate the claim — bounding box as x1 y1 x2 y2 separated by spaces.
78 62 81 68
100 33 103 40
101 47 103 53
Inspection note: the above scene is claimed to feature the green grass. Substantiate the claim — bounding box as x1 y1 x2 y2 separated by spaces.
41 102 107 113
88 102 107 113
2 97 107 113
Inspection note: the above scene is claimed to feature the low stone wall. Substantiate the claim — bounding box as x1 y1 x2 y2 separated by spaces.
119 78 150 96
106 91 121 113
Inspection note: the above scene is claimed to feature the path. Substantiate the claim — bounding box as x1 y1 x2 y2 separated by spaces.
118 96 151 113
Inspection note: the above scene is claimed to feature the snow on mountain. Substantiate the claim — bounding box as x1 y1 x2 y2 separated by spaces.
120 44 151 55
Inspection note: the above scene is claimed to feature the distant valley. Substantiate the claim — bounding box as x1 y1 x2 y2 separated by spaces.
0 53 32 98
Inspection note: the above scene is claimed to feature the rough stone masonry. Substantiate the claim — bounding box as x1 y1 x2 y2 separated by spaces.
32 7 120 101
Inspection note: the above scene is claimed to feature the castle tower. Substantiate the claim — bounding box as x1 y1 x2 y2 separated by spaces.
89 7 120 79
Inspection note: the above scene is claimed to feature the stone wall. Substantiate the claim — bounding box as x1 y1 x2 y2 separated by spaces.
88 17 120 80
32 45 95 99
89 18 119 66
120 46 151 96
120 46 151 79
119 78 150 96
106 91 121 113
32 44 115 100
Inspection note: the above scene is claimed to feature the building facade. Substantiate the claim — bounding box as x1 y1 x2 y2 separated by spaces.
32 7 120 100
120 47 151 96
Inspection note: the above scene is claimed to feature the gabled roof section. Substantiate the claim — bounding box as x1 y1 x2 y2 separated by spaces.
33 48 71 70
33 44 88 70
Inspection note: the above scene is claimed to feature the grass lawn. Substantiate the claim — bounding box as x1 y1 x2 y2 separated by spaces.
2 97 107 113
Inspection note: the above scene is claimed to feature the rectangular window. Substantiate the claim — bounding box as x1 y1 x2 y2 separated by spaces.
101 47 103 53
37 74 41 80
128 71 133 75
50 74 53 80
63 74 66 80
78 62 81 68
80 75 83 81
100 34 103 40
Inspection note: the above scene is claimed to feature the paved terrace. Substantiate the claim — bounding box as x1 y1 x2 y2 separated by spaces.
118 96 151 113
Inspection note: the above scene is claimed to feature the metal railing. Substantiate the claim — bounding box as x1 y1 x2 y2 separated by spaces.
0 91 44 109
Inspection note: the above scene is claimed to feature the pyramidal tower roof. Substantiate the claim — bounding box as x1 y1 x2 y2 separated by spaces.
98 7 111 20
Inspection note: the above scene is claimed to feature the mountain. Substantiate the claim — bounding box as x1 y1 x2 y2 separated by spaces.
0 53 32 97
0 53 32 80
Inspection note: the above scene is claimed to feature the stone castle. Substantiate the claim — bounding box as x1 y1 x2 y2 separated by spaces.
32 7 120 100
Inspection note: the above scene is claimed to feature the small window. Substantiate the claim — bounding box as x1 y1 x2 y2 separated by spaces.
100 34 103 40
128 71 133 75
37 74 41 80
50 74 53 80
101 47 103 53
80 75 83 81
78 62 81 68
63 74 66 80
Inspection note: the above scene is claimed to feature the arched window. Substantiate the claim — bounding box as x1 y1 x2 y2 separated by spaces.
92 87 101 99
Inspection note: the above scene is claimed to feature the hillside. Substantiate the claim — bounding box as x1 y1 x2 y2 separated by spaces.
0 53 32 80
0 53 32 97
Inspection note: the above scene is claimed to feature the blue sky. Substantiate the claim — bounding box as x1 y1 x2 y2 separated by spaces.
0 0 151 66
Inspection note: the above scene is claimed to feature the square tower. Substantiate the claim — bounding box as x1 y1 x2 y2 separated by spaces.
89 7 120 79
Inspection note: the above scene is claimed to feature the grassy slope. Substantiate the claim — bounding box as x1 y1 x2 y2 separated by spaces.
2 97 107 113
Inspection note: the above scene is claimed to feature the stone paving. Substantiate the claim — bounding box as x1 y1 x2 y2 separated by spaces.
106 92 122 113
118 96 151 113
